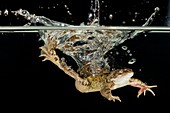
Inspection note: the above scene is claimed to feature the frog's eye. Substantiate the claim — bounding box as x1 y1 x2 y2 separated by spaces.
118 70 123 74
124 68 132 73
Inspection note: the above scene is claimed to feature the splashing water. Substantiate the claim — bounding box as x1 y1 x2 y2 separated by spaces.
1 0 159 76
4 9 8 16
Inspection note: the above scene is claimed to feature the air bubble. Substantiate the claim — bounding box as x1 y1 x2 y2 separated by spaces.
129 53 132 56
128 58 136 64
122 46 128 50
116 52 119 55
127 50 130 53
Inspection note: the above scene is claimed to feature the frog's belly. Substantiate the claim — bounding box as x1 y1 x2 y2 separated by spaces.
75 80 102 93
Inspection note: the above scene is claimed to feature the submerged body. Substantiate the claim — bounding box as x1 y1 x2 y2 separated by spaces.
40 45 157 102
75 68 156 101
76 69 134 93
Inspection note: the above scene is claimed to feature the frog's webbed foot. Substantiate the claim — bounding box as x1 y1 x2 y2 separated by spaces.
39 39 79 79
39 45 58 62
137 85 157 98
100 84 121 102
129 78 157 98
108 95 121 102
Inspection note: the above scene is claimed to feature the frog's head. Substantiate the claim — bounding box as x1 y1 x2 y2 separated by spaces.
108 68 134 88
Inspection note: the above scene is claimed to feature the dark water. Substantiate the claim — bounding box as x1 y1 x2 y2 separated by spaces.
0 0 169 112
0 31 169 112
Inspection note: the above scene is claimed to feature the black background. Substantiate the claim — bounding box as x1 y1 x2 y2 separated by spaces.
0 0 169 112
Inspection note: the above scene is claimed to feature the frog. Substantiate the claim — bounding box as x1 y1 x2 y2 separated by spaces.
39 41 157 102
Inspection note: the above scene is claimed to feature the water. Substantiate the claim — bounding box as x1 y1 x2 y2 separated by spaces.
0 0 169 112
0 0 159 76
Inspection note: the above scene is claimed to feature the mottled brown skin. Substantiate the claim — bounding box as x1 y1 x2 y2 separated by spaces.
39 42 157 102
75 68 157 102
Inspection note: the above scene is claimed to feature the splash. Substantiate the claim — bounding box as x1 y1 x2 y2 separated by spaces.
87 0 100 25
2 0 159 76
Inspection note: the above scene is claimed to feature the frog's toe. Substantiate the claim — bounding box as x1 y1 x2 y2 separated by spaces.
108 96 121 102
137 85 157 98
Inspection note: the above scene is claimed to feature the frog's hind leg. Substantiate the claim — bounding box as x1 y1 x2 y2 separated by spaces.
100 83 121 102
128 78 157 98
39 38 79 80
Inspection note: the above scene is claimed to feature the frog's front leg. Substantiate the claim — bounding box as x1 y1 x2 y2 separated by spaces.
100 83 121 102
128 78 157 98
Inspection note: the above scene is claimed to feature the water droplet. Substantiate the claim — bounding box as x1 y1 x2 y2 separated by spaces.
128 58 136 64
132 19 135 22
4 9 8 16
109 14 113 20
122 21 126 24
134 12 139 18
155 7 159 12
64 5 68 8
88 13 93 18
67 11 72 15
135 12 138 15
